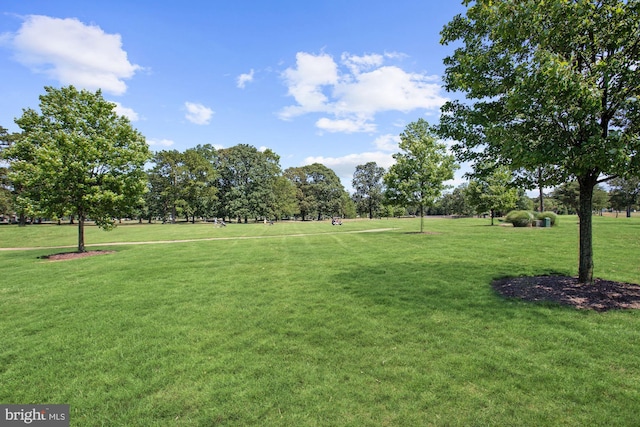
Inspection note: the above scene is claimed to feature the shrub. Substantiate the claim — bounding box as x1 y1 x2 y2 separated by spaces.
536 211 558 226
505 210 534 227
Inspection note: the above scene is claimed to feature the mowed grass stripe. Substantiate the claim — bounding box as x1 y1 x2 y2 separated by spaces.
0 217 639 425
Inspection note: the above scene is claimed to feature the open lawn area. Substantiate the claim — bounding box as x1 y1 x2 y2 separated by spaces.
1 216 639 426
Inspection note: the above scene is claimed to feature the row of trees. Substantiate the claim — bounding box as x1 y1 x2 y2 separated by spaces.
144 144 355 224
2 88 638 235
0 88 464 239
0 106 457 230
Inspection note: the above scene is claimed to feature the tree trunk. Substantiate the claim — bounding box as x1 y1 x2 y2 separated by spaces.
538 167 544 213
78 216 86 253
490 209 495 226
419 204 424 233
577 176 596 283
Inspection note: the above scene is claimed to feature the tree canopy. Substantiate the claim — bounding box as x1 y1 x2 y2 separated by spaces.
2 86 150 251
285 163 350 221
609 177 640 217
439 0 640 282
352 162 386 219
384 119 458 233
216 144 281 223
465 165 519 225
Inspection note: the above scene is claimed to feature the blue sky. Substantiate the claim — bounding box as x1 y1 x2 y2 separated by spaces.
0 1 468 191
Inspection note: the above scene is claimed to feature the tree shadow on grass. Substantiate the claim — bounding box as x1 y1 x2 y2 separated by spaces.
331 260 594 316
331 260 501 313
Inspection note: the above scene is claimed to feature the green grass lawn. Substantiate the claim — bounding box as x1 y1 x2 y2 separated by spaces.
1 216 639 426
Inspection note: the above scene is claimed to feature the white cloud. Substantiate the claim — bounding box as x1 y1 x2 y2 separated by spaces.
334 66 445 116
279 52 339 120
147 138 174 147
340 52 384 75
8 15 140 95
112 102 139 121
237 69 255 88
373 134 400 152
316 117 376 134
279 51 448 133
184 102 214 125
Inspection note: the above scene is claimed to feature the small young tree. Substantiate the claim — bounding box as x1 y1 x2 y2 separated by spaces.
2 86 150 252
465 165 519 225
384 119 458 233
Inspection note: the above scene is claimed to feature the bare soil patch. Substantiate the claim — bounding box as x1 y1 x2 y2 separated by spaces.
493 275 640 312
40 250 116 261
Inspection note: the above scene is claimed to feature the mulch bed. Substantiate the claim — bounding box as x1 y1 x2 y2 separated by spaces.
40 250 116 261
492 275 640 312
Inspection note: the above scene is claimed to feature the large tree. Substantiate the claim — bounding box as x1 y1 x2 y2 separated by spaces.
270 175 298 220
285 163 348 221
384 119 458 233
147 150 185 223
216 144 281 222
2 86 150 251
352 162 385 219
439 0 640 283
181 145 218 223
0 126 17 217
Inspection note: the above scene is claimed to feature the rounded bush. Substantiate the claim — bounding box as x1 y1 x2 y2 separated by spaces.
536 211 558 226
505 210 534 227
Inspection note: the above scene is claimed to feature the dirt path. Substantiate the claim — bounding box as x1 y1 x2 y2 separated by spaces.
0 228 397 251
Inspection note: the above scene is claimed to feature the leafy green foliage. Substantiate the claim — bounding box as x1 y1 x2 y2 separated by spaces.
537 211 558 227
215 144 282 222
436 184 474 216
384 119 458 232
352 162 385 219
505 210 534 227
553 181 609 217
464 165 519 225
608 177 640 217
2 86 150 250
285 163 350 220
180 145 219 222
439 0 640 282
147 149 185 222
270 175 298 220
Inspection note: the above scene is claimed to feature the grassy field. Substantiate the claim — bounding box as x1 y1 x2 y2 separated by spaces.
1 216 639 426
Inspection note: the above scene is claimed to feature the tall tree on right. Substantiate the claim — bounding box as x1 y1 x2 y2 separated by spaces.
439 0 640 283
